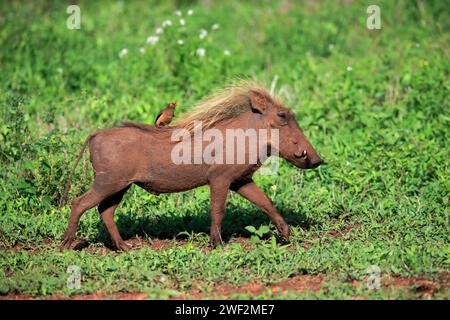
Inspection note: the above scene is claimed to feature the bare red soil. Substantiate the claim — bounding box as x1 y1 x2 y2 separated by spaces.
2 273 448 300
174 274 325 300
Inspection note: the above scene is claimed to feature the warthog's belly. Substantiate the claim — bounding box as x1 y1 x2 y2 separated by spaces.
135 181 162 195
134 178 207 195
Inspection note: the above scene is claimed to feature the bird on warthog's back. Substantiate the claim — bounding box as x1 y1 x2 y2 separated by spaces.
155 102 177 127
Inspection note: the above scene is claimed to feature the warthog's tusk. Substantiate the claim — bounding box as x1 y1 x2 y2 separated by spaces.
294 150 308 159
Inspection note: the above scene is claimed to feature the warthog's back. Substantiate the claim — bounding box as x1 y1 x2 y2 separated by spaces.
88 126 209 193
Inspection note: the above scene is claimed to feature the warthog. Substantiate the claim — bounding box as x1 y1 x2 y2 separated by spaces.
59 82 323 251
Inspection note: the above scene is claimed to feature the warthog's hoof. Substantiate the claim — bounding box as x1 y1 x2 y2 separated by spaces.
210 233 224 248
115 241 130 252
59 240 72 251
277 223 291 240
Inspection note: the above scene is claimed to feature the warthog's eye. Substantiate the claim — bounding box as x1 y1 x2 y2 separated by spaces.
277 111 287 119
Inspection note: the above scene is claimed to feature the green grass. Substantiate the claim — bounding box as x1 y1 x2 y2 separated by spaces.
0 0 449 299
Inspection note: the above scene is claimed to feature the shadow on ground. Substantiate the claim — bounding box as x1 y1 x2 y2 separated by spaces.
91 202 314 248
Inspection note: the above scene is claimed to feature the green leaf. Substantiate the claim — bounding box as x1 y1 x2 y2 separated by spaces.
245 226 257 234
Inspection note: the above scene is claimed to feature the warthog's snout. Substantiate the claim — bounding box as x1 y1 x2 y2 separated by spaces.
308 157 324 168
294 150 324 169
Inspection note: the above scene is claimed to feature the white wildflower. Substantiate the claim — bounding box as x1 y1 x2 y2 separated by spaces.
175 10 182 16
155 27 163 34
346 66 353 72
223 49 231 56
415 43 420 48
196 48 206 57
199 29 208 40
211 23 220 30
187 9 194 16
328 43 334 50
139 47 145 54
146 35 159 45
177 39 184 45
179 19 186 26
118 48 128 59
162 20 172 28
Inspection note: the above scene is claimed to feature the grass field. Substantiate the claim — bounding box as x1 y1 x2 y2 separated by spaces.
0 0 449 299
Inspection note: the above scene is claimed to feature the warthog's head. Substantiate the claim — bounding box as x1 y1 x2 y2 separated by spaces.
249 90 324 169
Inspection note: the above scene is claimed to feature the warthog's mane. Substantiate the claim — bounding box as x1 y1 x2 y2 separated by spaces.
175 81 281 132
121 81 280 134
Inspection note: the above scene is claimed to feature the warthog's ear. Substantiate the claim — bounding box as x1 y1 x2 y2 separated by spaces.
248 90 270 114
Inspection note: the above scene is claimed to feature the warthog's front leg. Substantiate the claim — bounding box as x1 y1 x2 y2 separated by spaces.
232 180 290 240
209 180 230 247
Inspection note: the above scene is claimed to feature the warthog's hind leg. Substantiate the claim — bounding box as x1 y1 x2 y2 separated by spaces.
60 188 105 250
60 180 130 251
98 186 130 252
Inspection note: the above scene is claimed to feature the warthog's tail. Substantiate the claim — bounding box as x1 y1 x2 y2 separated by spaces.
58 135 91 209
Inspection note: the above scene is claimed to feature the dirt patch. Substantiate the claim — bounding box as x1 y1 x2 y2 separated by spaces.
1 273 448 300
325 224 360 238
300 224 360 248
175 274 325 300
228 237 256 250
273 274 324 293
147 238 173 251
350 273 449 298
383 274 449 297
1 292 147 300
8 237 181 254
178 273 449 300
0 275 325 300
75 237 181 253
7 236 252 254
